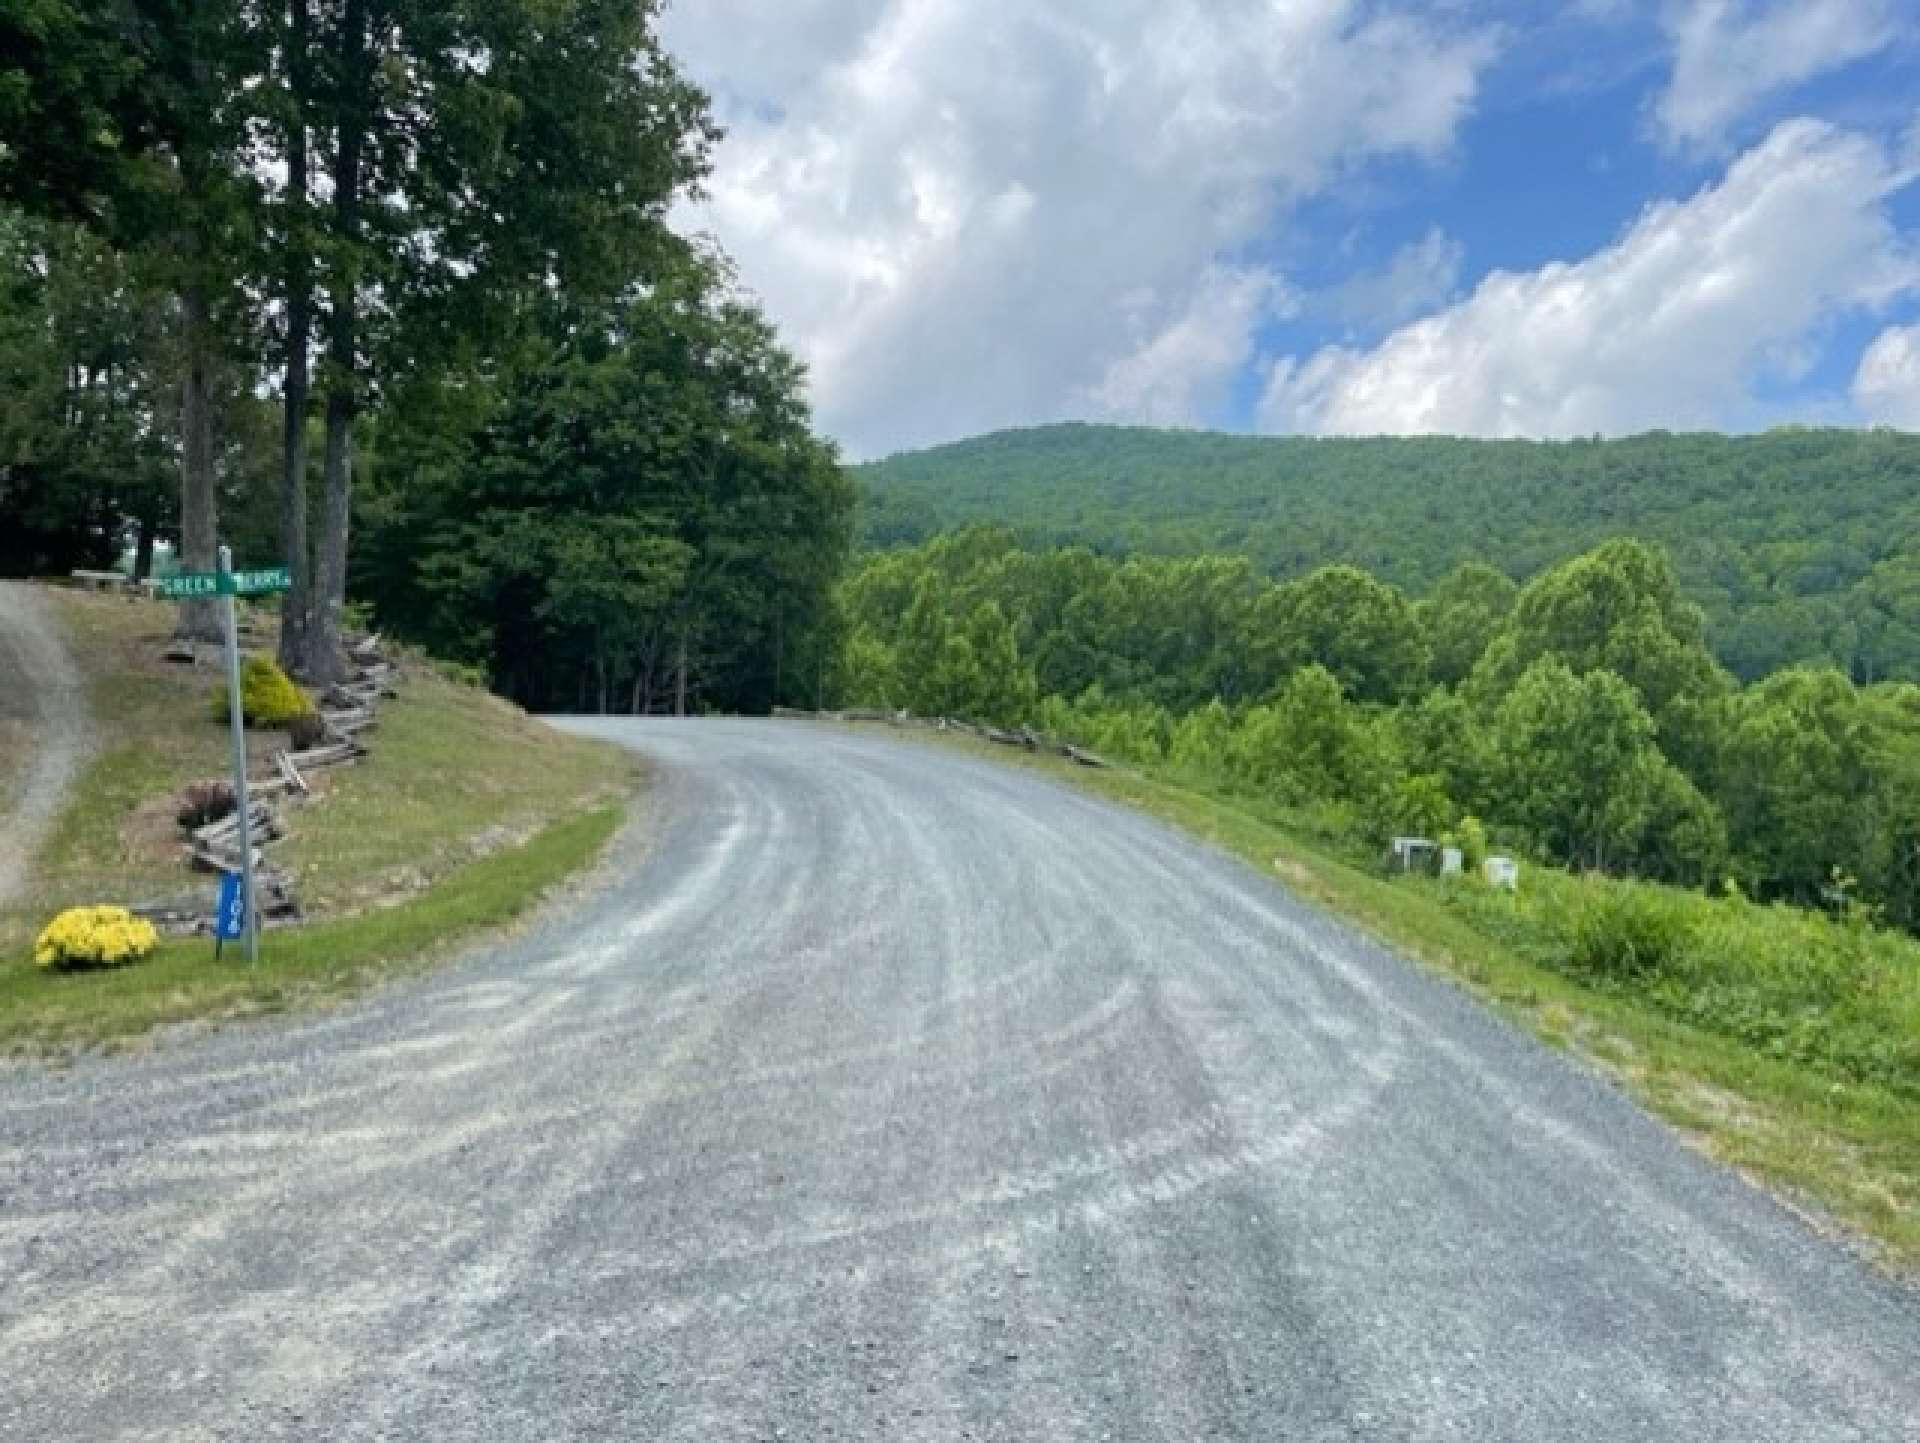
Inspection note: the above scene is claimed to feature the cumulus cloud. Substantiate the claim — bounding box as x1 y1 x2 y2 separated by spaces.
1655 0 1898 152
1854 324 1920 428
662 0 1495 455
1081 267 1288 428
1313 228 1465 332
1259 119 1920 438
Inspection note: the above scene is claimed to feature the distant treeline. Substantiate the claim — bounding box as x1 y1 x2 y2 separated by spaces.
855 423 1920 685
834 530 1920 932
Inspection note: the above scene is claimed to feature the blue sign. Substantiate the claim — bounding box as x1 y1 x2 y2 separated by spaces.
215 871 247 941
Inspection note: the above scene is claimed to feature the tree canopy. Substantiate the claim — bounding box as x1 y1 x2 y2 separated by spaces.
837 529 1920 930
856 423 1920 684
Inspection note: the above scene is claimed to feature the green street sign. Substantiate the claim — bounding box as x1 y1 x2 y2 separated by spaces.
160 572 221 599
229 567 291 596
159 567 290 599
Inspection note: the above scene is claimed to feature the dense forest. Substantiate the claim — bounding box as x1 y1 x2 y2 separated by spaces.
857 424 1920 685
0 0 849 713
835 530 1920 933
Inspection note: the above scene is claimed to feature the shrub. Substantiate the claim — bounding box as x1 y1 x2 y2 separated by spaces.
429 657 487 689
286 711 331 751
35 906 159 970
1455 815 1490 874
211 655 314 728
1563 881 1696 983
176 780 236 830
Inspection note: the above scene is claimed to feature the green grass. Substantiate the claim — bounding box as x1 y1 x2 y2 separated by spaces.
1 587 639 1046
916 730 1920 1271
0 806 621 1053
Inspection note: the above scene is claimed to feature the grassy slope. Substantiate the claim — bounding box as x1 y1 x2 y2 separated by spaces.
0 588 637 1049
915 730 1920 1271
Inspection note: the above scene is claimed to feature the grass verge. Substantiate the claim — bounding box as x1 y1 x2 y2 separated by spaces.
2 586 640 1049
0 805 621 1054
917 729 1920 1273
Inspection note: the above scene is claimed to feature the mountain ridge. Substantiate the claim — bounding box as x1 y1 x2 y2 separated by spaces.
854 422 1920 683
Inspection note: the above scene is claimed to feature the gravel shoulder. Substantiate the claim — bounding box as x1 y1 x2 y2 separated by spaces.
0 581 91 909
2 718 1915 1442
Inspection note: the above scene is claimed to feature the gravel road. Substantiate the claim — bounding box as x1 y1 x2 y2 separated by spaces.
3 718 1916 1442
0 581 90 908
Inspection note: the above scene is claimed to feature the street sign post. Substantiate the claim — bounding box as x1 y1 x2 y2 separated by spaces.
213 871 246 960
172 549 292 963
161 566 290 599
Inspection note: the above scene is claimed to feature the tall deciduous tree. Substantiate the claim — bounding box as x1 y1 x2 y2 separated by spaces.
0 0 261 638
275 0 716 682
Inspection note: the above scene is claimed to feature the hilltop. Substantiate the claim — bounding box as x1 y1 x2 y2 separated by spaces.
855 423 1920 683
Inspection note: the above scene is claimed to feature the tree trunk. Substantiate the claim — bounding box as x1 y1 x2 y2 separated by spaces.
308 0 367 687
174 279 221 642
675 629 688 718
132 514 156 582
277 0 315 678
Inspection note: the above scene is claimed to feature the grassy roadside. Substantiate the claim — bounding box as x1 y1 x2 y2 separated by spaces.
914 728 1920 1272
1 587 639 1050
0 806 622 1053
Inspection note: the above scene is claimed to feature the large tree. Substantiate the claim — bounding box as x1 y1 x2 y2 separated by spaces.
270 0 716 681
0 0 261 638
354 267 852 714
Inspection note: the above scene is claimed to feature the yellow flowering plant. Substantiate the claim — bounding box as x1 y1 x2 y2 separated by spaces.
34 906 159 970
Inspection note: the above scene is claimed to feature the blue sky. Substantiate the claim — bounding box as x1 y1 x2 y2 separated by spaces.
661 1 1920 457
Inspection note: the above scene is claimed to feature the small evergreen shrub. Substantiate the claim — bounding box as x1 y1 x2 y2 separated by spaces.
211 656 315 728
35 906 159 970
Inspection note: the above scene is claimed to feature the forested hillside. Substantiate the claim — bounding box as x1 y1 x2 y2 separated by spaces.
857 425 1920 683
836 530 1920 937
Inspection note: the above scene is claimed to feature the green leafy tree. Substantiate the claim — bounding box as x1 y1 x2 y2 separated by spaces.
1420 562 1517 688
1493 659 1665 871
1715 667 1879 904
0 0 263 636
1251 565 1427 703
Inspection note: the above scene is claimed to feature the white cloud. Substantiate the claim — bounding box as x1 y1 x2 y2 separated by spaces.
1082 267 1287 427
662 0 1496 456
1854 323 1920 428
1314 227 1464 331
1656 0 1898 152
1260 119 1919 438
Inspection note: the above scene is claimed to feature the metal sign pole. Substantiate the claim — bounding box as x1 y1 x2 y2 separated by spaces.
218 544 260 963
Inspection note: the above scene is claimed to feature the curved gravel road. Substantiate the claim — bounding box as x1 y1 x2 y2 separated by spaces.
0 581 91 908
3 718 1916 1442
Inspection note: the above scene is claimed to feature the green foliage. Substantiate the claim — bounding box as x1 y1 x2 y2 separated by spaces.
1454 815 1490 873
1491 660 1660 869
1251 565 1428 703
212 655 314 728
839 530 1920 934
355 266 853 716
1563 881 1697 983
1420 563 1517 688
1715 667 1879 905
857 423 1920 685
0 212 175 576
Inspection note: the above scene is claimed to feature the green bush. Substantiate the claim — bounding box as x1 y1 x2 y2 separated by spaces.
1655 898 1920 1094
1563 880 1697 983
1455 815 1489 873
211 655 315 728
